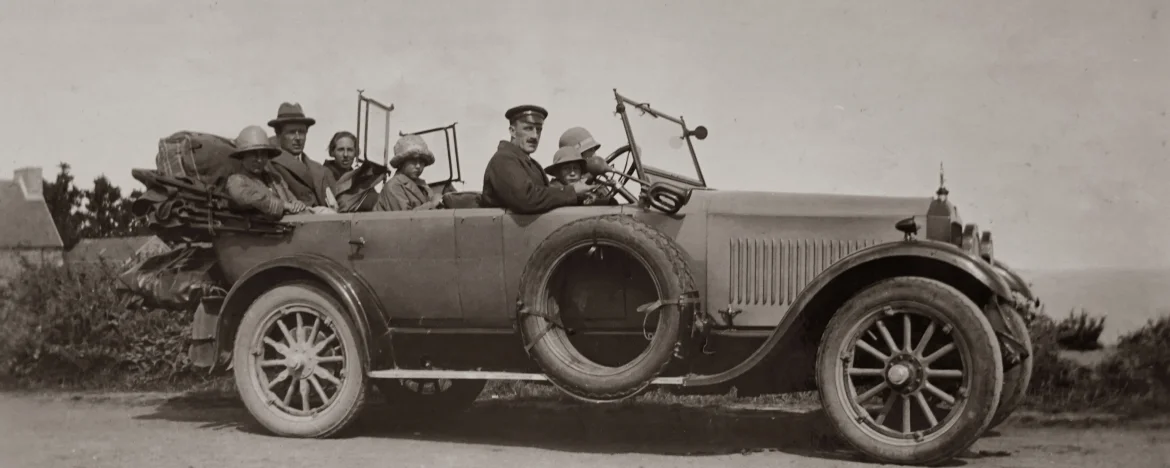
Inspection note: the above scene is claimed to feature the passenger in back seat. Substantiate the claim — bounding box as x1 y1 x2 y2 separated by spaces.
223 125 336 218
323 131 359 180
374 135 444 211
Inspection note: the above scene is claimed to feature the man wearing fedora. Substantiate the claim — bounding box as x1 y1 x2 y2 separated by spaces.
266 102 338 209
480 104 592 214
374 134 445 211
224 125 334 218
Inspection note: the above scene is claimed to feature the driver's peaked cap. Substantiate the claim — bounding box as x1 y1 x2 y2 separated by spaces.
505 105 548 124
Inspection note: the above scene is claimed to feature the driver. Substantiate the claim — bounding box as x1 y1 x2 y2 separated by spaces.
481 105 592 214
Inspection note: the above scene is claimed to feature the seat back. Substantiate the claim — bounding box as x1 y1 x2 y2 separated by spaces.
442 191 483 209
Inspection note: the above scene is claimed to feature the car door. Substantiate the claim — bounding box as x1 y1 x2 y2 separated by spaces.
349 210 460 322
453 207 508 327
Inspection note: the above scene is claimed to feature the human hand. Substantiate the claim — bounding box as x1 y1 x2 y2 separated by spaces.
285 200 307 213
309 206 336 215
570 180 593 196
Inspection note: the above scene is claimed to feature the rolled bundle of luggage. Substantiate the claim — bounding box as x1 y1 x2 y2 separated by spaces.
131 168 293 244
116 243 225 311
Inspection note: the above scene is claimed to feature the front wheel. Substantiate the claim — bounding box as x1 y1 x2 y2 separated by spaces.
816 276 1004 466
987 303 1034 430
232 281 368 438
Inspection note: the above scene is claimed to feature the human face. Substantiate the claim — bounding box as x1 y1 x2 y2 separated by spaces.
331 136 357 168
554 161 584 184
509 118 543 154
277 123 310 155
239 152 268 175
400 159 424 180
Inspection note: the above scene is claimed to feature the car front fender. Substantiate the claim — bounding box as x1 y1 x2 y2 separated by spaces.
991 259 1036 300
204 253 393 373
683 239 1013 387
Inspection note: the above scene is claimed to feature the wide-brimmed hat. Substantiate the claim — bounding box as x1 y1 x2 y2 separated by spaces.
389 134 436 169
229 125 282 159
558 127 600 154
267 102 317 129
544 145 585 176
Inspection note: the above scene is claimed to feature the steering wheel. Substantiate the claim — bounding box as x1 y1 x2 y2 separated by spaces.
589 145 639 205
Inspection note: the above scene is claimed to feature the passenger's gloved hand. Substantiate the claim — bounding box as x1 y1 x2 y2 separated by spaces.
308 206 336 215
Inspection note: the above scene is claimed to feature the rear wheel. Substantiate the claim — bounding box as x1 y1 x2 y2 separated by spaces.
816 277 1004 466
232 281 368 438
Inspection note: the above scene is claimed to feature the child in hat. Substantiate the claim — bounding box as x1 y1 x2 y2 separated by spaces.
375 134 444 211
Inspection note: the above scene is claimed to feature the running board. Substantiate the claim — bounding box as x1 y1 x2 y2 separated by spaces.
367 369 685 385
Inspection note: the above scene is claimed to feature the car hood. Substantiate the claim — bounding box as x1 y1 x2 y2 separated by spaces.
692 189 934 219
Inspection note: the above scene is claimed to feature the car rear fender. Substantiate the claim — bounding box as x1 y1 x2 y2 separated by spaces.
198 253 393 373
683 240 1014 387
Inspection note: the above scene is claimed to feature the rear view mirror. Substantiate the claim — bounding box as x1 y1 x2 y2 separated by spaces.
584 155 613 176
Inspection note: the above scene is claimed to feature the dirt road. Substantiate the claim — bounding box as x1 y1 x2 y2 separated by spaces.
1 391 1167 468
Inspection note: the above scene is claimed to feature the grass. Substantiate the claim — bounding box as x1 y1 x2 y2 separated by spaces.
2 259 1168 418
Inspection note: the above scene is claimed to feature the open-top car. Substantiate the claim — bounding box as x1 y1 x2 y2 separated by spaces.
130 89 1040 466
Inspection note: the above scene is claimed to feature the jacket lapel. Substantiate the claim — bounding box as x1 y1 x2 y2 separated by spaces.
390 173 425 205
271 151 313 189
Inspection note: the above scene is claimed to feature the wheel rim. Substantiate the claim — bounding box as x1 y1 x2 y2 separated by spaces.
835 301 973 444
249 303 348 418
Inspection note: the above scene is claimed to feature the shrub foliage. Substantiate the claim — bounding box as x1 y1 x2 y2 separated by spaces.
0 258 204 390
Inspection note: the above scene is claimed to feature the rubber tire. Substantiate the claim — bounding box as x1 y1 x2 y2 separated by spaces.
986 304 1033 430
517 214 696 402
233 281 368 438
816 276 1004 466
374 379 485 421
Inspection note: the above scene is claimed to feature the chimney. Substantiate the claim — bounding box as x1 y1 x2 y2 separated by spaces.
15 167 43 200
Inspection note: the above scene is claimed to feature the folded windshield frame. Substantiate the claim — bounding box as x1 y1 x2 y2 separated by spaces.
613 89 707 188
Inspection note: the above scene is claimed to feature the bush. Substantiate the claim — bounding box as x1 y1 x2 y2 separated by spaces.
0 258 208 390
1099 316 1170 395
1053 308 1106 351
1023 306 1170 414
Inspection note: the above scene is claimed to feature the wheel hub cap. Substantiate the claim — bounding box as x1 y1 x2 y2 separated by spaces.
884 354 923 392
887 364 911 385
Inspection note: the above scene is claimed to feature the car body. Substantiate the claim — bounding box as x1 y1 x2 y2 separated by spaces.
159 90 1039 466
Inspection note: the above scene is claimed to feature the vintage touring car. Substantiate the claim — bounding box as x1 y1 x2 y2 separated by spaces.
132 90 1040 466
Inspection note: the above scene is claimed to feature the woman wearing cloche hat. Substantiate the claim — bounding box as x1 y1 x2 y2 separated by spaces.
374 134 444 211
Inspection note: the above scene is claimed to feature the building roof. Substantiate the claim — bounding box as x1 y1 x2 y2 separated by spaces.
64 236 166 263
0 177 64 249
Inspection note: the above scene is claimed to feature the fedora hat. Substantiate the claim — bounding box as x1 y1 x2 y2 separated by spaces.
267 102 317 129
229 125 282 159
389 134 436 169
544 145 585 176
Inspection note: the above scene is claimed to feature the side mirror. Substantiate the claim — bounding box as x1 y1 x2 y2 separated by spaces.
584 155 613 176
685 125 708 141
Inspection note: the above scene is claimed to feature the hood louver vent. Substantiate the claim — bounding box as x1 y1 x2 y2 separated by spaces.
729 238 880 306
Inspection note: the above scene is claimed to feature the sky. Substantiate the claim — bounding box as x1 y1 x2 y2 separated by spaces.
1 0 1167 270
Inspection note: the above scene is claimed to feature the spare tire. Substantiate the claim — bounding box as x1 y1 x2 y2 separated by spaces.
516 214 698 402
